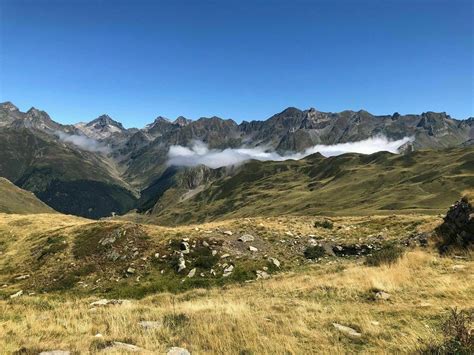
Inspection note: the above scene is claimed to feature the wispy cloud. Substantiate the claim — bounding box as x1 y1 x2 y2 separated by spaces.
55 131 110 153
167 136 413 168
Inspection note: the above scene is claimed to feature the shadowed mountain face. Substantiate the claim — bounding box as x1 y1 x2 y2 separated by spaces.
0 101 472 219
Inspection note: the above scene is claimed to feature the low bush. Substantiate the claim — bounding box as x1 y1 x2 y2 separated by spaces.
314 220 334 229
304 245 326 259
420 308 473 354
365 244 403 266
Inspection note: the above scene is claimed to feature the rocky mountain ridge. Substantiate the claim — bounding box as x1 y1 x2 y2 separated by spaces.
1 100 473 219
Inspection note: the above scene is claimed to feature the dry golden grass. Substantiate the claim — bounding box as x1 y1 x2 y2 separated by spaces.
1 249 472 354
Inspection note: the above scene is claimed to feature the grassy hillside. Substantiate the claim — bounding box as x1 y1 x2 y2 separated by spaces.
145 147 474 225
0 211 472 353
0 128 137 218
0 177 55 214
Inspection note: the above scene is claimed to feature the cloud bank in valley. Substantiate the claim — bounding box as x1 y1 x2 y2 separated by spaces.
167 136 413 169
56 131 110 153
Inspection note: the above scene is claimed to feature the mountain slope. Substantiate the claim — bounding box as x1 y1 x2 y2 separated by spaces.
0 128 137 218
142 147 474 225
0 177 55 214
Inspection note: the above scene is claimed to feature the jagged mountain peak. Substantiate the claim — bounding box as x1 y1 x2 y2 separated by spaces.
173 116 191 126
0 101 19 112
86 114 125 130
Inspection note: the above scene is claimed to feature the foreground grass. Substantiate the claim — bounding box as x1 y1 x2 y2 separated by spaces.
1 250 472 354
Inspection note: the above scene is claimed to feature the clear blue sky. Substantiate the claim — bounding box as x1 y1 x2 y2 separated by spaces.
0 0 472 128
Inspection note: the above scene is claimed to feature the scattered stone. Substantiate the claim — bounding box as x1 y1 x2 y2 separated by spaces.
452 264 467 271
39 351 70 355
180 241 190 254
223 230 233 236
220 253 230 259
202 241 209 247
9 290 23 299
154 252 160 258
14 274 30 280
370 321 380 326
95 333 103 337
268 257 281 268
238 234 255 242
249 246 258 252
211 250 217 256
375 291 391 300
332 323 362 339
89 299 130 307
210 269 216 276
187 268 196 278
285 231 294 237
178 254 186 272
223 265 234 277
138 321 161 329
256 270 270 279
167 347 191 355
103 341 143 352
126 267 136 274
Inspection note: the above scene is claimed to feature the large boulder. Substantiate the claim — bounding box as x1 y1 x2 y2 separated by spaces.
435 196 474 252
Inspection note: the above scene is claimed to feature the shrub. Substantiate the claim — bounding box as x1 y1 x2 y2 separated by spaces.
365 244 403 266
304 245 326 259
420 308 474 354
314 220 334 229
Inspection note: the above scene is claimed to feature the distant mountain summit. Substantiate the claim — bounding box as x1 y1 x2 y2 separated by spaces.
75 114 126 139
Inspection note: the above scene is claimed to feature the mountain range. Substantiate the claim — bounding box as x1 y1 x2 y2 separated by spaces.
1 101 473 219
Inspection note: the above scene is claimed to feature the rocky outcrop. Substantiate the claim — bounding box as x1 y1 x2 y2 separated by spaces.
436 196 474 252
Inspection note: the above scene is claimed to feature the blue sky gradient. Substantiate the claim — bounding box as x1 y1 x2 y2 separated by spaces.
0 0 472 128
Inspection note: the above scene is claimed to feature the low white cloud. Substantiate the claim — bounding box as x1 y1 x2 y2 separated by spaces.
167 136 413 168
55 131 110 153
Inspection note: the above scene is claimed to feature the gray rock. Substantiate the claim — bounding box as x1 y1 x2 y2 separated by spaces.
180 241 190 254
187 268 196 278
238 234 255 242
249 246 258 252
223 265 234 277
332 323 362 339
9 290 23 299
167 347 191 355
223 230 233 236
14 274 30 280
126 267 136 274
89 299 130 307
138 320 161 329
39 351 70 355
375 291 391 300
256 270 270 280
103 341 143 352
268 257 281 268
178 254 186 272
202 241 209 247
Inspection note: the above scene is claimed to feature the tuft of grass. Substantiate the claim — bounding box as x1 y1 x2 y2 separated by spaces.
365 244 404 266
420 308 474 354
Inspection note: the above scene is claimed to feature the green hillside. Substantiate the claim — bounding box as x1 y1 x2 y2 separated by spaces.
0 128 137 218
0 177 56 214
146 147 474 225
